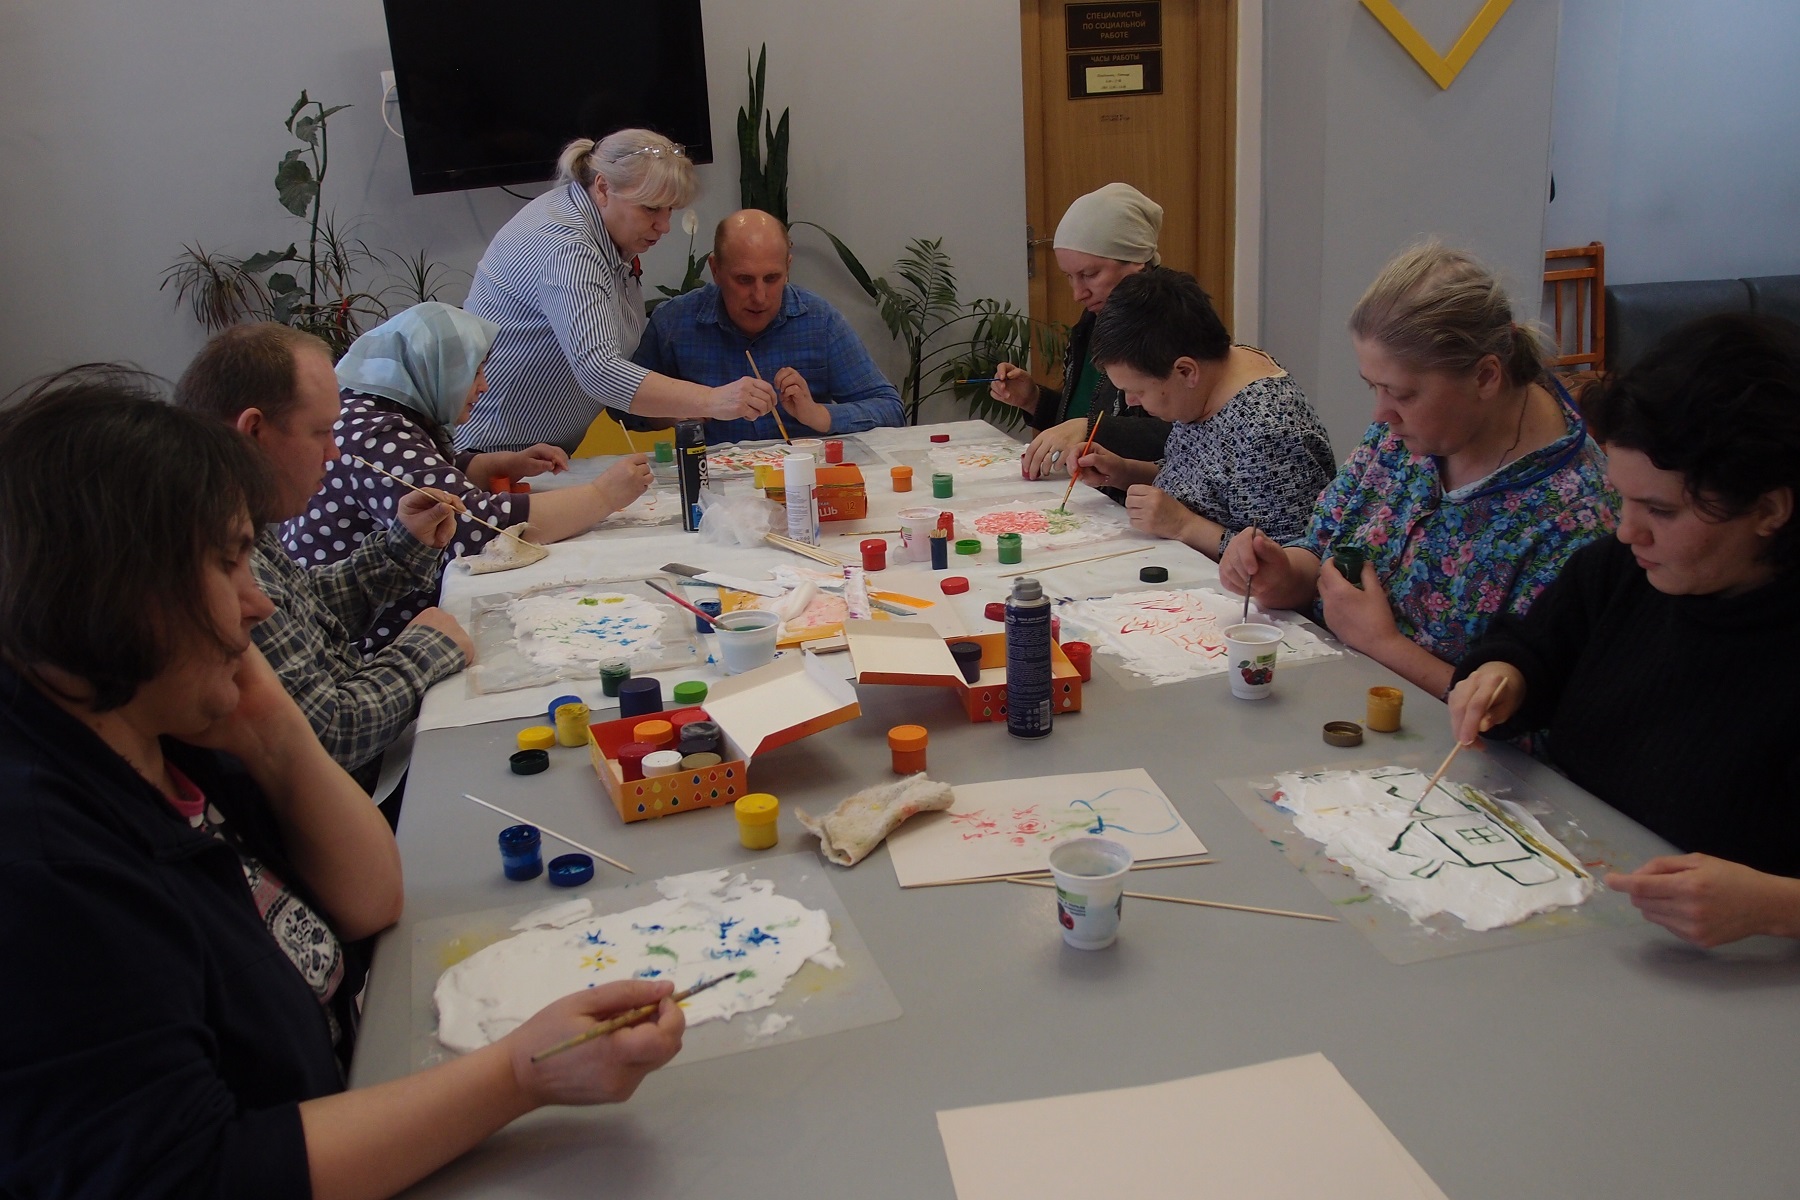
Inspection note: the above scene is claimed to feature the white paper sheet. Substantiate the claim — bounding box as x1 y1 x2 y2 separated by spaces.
885 768 1206 887
937 1052 1447 1200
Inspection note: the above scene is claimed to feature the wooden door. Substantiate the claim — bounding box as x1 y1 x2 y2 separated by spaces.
1021 0 1236 381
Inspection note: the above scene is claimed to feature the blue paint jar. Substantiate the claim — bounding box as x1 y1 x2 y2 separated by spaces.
498 824 543 881
617 676 664 718
696 599 722 633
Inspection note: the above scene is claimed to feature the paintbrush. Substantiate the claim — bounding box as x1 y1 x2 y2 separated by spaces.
1241 525 1256 624
1421 678 1509 798
744 350 791 444
645 579 723 627
461 794 633 874
953 376 1000 385
530 972 738 1062
1054 412 1103 513
1005 876 1337 923
346 454 534 549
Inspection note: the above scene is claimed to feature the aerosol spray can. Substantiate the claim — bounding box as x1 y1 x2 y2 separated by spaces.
1004 576 1053 739
676 420 707 532
784 453 820 546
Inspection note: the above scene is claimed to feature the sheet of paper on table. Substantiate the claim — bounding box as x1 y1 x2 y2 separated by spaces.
885 768 1206 887
936 1052 1447 1200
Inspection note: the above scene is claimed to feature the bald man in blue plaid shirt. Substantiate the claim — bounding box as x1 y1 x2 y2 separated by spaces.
631 210 904 443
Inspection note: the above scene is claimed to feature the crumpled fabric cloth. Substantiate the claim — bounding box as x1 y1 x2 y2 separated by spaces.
455 522 548 574
796 775 955 867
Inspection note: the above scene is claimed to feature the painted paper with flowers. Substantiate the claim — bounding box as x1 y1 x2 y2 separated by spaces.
1293 388 1614 663
927 440 1026 479
1059 588 1338 685
884 768 1206 887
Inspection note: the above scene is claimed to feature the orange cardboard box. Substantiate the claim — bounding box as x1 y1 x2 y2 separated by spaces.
842 620 1082 724
587 653 860 822
754 462 868 521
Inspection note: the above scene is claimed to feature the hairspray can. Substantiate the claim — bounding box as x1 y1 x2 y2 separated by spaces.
784 453 820 546
676 420 706 532
1004 576 1053 739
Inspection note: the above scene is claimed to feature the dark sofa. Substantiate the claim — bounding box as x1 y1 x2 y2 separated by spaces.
1605 274 1800 372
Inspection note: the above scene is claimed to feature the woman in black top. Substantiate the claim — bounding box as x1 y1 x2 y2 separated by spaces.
1450 314 1800 948
988 183 1174 479
0 372 683 1198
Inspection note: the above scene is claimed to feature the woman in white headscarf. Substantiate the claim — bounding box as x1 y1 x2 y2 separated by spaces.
282 302 651 651
990 182 1174 479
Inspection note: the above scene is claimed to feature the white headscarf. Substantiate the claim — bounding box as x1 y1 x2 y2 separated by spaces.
1053 183 1163 266
335 302 499 428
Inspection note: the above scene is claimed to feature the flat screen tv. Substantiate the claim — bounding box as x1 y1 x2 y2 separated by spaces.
382 0 713 195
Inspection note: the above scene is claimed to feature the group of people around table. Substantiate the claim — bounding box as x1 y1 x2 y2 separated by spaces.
2 123 1797 1197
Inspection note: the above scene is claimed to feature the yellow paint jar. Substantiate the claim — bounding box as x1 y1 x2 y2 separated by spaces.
735 793 780 850
553 703 591 748
1366 686 1404 733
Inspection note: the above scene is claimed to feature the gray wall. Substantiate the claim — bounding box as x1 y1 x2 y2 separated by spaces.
0 0 1028 409
1259 0 1562 454
1544 0 1800 284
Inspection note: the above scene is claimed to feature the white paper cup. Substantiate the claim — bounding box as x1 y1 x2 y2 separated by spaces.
1048 837 1134 950
714 610 780 674
1224 622 1283 699
896 507 941 565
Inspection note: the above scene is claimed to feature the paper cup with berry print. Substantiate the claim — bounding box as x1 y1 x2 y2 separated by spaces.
1048 837 1134 950
1224 622 1282 700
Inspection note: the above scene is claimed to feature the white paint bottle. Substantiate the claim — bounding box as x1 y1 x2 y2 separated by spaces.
784 452 820 546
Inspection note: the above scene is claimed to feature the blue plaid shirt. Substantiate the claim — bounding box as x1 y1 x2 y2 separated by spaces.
632 283 904 443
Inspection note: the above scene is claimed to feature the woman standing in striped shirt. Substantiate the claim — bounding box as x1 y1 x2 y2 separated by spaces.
458 129 777 454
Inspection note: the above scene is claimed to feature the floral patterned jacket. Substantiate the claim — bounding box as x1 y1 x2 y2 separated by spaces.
1291 384 1617 667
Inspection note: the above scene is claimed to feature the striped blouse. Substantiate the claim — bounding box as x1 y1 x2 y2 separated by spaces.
458 182 649 453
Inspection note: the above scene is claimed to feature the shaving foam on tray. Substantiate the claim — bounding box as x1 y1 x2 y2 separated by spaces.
842 565 873 620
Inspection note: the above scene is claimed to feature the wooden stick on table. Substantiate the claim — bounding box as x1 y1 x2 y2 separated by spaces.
461 793 634 874
1005 876 1337 923
995 545 1154 580
901 857 1218 889
346 454 534 548
744 350 792 444
764 532 845 567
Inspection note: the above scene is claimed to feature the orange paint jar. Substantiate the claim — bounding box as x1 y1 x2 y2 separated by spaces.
891 465 914 492
632 719 675 750
888 724 929 774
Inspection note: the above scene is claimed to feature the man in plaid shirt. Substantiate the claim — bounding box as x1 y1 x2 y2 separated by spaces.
176 324 471 792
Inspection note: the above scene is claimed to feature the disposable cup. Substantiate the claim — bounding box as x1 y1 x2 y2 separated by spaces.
1224 622 1283 700
714 610 780 674
897 507 941 564
1048 837 1134 949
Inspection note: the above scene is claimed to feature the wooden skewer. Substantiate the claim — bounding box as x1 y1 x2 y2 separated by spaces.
996 545 1153 579
1005 876 1338 923
346 454 534 548
530 972 736 1062
1241 526 1256 624
1421 678 1509 798
1055 411 1104 513
461 793 634 874
764 532 845 567
744 350 791 444
832 529 902 536
645 580 723 627
901 857 1218 889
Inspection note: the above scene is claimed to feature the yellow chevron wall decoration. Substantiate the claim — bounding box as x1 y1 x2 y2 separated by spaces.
1360 0 1514 89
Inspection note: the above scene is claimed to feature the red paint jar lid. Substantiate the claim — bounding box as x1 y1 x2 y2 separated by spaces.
930 433 950 443
940 576 970 594
985 601 1005 621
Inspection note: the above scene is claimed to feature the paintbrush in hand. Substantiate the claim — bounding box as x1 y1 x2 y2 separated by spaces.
1241 526 1256 624
530 973 738 1062
1055 412 1103 513
345 454 533 548
744 350 792 444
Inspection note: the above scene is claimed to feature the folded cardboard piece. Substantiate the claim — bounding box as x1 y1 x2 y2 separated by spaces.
753 462 868 521
587 654 861 822
842 620 1082 724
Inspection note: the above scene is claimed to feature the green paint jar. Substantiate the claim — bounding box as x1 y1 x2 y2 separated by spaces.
600 659 632 697
1332 544 1367 589
954 538 981 556
996 532 1022 564
931 472 954 498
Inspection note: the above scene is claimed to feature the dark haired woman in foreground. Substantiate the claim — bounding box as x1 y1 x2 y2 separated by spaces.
1450 314 1800 947
0 372 681 1197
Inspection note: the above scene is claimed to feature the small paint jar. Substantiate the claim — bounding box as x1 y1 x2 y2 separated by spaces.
985 601 1005 622
632 719 674 750
653 440 674 464
996 532 1022 564
498 824 542 881
600 660 632 697
616 741 655 782
1063 640 1093 681
950 640 984 683
936 512 955 538
891 465 913 492
824 439 844 464
516 725 556 751
642 749 684 777
617 677 663 718
681 751 722 769
932 472 954 499
1051 615 1062 643
513 480 531 495
929 529 949 570
861 538 887 572
672 680 708 706
1333 544 1367 589
954 538 980 557
1366 686 1404 732
888 724 928 774
554 702 592 748
735 793 780 850
695 599 722 634
547 694 583 724
930 433 951 443
490 474 513 494
677 719 724 757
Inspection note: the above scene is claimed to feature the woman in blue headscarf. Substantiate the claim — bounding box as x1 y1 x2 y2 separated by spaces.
282 302 652 652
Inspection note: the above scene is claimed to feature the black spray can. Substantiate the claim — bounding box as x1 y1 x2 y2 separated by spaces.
1004 576 1053 739
676 419 707 532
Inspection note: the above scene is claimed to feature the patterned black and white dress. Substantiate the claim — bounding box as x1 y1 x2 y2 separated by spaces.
1150 358 1336 544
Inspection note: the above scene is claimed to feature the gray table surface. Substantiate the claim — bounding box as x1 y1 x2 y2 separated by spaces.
356 638 1800 1198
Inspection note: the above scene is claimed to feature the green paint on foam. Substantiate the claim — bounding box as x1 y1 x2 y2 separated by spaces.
644 943 678 961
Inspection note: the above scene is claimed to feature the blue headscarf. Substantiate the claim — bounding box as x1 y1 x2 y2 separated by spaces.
335 302 500 428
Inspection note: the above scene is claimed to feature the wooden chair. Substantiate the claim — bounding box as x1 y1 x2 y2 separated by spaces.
1543 242 1605 378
